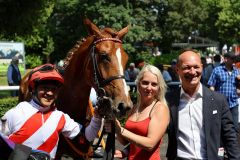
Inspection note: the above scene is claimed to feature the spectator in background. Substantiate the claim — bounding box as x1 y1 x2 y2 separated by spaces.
124 70 130 82
167 59 179 82
200 57 208 86
208 52 240 131
234 55 240 144
157 64 172 83
7 56 21 97
201 54 221 87
206 54 213 64
127 63 140 82
126 63 140 92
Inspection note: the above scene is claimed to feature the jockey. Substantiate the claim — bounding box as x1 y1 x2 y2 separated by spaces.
0 64 102 159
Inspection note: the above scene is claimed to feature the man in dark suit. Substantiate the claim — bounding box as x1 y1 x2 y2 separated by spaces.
166 49 240 160
7 56 21 97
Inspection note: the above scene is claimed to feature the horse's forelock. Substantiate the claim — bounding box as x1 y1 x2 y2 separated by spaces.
103 28 117 37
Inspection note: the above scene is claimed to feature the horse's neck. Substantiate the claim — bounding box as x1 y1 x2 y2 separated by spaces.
58 83 92 123
57 40 94 123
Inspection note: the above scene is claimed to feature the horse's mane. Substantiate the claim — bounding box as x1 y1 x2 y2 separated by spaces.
62 28 118 70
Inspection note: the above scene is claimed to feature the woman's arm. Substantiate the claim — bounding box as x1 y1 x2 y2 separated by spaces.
116 103 170 151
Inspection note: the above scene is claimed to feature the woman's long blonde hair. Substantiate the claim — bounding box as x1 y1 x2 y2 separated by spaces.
135 64 168 108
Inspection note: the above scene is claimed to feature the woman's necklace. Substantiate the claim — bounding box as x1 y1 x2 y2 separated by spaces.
135 99 156 120
135 108 141 120
135 106 141 119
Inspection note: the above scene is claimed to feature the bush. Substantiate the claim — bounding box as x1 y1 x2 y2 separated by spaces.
25 54 43 69
154 51 179 65
0 97 18 117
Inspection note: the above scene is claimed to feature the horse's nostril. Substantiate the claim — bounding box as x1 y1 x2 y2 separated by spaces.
125 106 131 112
118 103 124 111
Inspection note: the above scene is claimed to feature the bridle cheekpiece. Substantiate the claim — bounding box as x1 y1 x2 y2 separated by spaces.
91 37 125 97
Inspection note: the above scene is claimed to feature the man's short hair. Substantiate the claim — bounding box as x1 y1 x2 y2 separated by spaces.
224 52 235 59
11 56 19 64
177 48 200 65
171 59 177 65
213 54 221 62
130 63 135 67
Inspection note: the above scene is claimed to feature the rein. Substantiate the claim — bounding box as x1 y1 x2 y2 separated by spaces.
91 37 125 97
62 37 123 159
91 37 123 160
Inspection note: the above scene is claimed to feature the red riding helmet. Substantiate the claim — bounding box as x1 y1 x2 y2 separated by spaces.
28 64 64 90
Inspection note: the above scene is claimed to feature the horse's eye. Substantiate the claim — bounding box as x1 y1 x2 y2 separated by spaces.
100 54 110 62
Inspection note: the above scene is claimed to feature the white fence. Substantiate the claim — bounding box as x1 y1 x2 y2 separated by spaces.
0 86 19 91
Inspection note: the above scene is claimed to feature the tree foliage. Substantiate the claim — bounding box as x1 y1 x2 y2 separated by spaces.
0 0 55 63
199 0 240 48
159 0 209 52
0 0 239 66
215 0 240 44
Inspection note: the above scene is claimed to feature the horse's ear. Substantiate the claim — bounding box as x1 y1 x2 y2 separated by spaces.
116 25 130 40
84 18 104 37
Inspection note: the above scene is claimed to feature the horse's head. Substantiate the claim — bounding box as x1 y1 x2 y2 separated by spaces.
84 19 133 118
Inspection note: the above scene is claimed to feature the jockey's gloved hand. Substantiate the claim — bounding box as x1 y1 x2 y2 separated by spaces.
96 96 113 118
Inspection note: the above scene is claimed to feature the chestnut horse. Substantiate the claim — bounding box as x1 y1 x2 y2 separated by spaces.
19 19 133 159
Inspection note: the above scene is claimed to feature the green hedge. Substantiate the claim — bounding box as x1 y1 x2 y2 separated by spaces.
0 97 18 117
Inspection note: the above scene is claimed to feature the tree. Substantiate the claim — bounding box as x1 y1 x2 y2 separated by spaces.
0 0 239 65
43 36 54 63
200 0 240 50
48 0 164 63
0 0 53 35
158 0 208 53
0 0 55 64
215 0 240 44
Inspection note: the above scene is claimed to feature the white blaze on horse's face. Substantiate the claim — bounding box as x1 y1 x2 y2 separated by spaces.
116 48 129 97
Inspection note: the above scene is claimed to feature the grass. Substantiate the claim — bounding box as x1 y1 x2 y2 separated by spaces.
0 64 25 98
0 63 26 86
0 74 12 98
0 91 12 98
0 76 7 86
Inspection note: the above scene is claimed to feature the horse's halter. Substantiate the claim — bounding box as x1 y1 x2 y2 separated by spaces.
90 37 125 97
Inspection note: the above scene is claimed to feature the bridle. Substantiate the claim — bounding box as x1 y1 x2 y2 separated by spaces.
91 37 125 97
91 38 125 160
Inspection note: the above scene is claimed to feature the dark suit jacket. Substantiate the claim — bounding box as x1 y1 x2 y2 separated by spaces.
7 64 21 85
166 85 240 160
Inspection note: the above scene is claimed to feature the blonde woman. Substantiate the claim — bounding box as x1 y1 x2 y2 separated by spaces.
112 64 170 160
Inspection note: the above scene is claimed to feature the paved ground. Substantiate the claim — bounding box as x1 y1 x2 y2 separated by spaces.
61 134 168 160
93 134 168 160
160 134 168 160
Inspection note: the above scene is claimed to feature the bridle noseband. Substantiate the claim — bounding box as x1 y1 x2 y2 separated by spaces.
91 37 125 97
